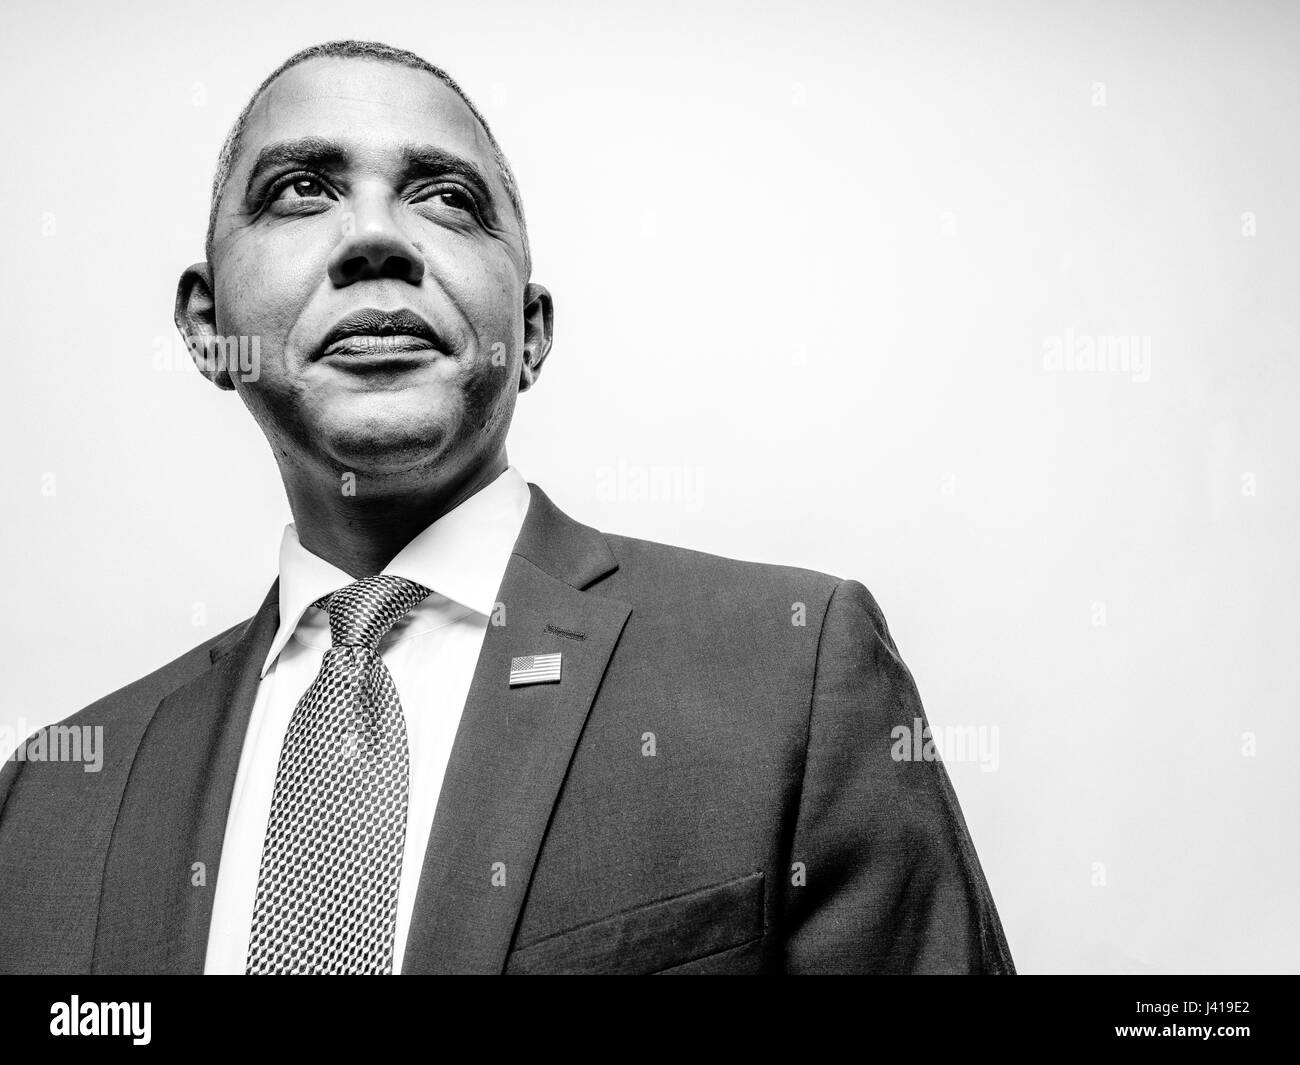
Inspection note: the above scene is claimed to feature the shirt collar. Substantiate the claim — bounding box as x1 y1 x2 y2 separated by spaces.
259 465 530 678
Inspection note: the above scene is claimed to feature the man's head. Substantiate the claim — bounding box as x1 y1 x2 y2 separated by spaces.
176 40 551 500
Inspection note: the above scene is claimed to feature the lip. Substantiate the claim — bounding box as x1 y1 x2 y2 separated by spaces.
317 307 443 360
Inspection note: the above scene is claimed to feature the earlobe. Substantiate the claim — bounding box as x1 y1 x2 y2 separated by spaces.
519 282 553 392
174 262 234 390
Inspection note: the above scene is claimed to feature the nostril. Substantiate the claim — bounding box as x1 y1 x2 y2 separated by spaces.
339 255 370 280
330 245 424 286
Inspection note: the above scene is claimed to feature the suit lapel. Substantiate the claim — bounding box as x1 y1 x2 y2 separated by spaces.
92 484 628 975
92 584 279 974
401 485 631 973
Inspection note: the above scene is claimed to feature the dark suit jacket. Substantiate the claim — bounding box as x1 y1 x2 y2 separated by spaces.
0 484 1014 974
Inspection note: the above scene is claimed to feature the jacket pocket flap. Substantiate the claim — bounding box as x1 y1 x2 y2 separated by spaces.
507 871 765 974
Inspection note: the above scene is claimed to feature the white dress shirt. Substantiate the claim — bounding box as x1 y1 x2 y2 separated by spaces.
203 465 530 974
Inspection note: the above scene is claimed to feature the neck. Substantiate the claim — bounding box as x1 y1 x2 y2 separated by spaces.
284 451 508 578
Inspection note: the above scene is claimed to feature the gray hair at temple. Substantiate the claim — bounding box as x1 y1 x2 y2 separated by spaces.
204 40 531 276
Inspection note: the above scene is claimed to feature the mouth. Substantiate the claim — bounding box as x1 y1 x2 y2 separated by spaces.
318 307 443 361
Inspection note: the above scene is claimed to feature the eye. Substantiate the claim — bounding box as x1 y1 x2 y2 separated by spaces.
270 175 330 203
425 185 476 212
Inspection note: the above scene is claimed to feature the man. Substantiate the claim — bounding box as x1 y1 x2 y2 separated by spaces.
0 40 1013 974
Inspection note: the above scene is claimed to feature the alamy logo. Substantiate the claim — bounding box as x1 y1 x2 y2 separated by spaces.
891 717 1000 773
1042 329 1151 383
50 997 151 1045
2 719 102 772
595 461 705 512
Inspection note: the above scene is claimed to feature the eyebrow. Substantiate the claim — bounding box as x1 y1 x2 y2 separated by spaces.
241 135 500 216
242 136 348 201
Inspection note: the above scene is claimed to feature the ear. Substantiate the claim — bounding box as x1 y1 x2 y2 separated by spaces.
518 282 553 392
174 262 234 390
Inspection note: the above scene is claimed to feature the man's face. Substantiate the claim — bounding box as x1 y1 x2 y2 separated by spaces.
189 57 547 487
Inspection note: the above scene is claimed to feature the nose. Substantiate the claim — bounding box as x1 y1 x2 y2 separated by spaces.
326 193 426 287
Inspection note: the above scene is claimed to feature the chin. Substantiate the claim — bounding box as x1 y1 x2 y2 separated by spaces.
316 408 456 479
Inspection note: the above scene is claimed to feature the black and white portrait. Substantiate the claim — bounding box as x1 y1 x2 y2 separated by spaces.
0 0 1294 995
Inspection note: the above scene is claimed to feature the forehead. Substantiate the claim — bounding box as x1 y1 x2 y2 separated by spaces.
237 57 496 173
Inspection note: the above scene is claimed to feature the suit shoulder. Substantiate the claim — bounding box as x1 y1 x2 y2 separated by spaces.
0 617 253 829
54 618 251 732
602 531 844 605
597 531 905 654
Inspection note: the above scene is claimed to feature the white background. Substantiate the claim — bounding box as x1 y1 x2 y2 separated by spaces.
1 0 1296 973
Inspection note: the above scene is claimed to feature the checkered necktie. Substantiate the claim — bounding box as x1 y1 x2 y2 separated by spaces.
245 574 431 975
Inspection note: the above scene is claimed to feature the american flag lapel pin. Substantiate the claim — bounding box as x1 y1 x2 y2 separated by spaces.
509 652 563 687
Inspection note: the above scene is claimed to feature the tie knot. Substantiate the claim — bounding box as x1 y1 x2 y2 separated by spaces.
316 575 431 650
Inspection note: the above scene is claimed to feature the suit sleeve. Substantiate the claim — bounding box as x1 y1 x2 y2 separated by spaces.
0 742 24 821
781 579 1015 973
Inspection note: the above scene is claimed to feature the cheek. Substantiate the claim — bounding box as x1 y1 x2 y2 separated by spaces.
212 237 318 346
448 319 521 433
449 255 524 356
458 355 512 423
470 277 524 405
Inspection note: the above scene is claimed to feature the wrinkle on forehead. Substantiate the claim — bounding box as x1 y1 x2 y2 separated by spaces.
241 59 498 183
